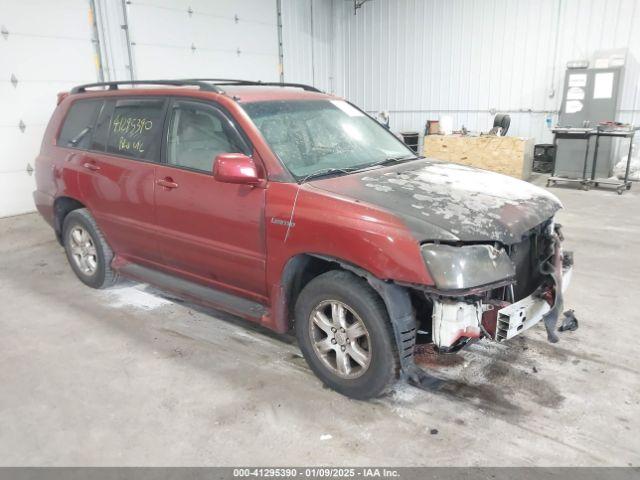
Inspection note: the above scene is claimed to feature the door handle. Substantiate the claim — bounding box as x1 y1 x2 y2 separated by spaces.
156 178 179 189
83 162 101 171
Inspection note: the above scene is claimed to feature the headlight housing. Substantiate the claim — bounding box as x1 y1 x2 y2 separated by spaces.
421 243 516 291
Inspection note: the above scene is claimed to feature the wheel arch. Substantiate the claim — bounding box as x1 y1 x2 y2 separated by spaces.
279 254 343 326
277 252 427 383
53 196 86 244
278 253 398 330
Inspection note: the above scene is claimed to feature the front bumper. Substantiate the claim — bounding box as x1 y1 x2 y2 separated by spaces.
495 262 572 341
431 243 574 349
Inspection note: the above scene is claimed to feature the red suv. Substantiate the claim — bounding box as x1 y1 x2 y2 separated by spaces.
34 79 573 399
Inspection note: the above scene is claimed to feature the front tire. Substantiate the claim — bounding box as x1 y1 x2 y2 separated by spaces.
295 270 399 399
62 208 118 289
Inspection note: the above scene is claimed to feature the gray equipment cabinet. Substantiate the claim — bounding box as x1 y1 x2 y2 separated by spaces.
552 50 637 182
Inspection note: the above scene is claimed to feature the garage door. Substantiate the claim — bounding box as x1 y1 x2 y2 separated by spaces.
0 0 97 218
123 0 280 80
1 0 282 218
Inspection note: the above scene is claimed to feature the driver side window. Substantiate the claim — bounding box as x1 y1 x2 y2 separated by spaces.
167 101 245 172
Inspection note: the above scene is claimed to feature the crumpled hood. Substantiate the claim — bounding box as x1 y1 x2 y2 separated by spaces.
310 159 562 244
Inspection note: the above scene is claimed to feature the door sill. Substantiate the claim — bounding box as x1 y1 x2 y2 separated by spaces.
118 263 267 321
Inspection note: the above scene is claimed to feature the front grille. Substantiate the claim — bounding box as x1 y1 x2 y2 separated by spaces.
508 225 552 301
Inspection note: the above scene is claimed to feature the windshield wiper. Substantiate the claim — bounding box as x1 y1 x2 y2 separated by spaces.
299 155 421 183
351 155 421 173
299 167 355 183
370 155 420 168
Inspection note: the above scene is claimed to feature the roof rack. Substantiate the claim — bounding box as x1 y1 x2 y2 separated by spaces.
70 79 322 95
180 78 322 93
70 79 221 94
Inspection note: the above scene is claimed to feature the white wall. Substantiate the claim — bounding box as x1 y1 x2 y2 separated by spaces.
324 0 640 144
0 0 97 217
281 0 334 92
94 0 281 82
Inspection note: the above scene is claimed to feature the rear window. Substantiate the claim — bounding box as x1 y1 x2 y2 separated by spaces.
58 100 103 149
106 98 166 160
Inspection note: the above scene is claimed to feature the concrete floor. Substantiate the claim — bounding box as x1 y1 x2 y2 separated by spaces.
1 179 639 466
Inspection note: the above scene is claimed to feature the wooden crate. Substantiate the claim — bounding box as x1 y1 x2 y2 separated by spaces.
423 134 534 180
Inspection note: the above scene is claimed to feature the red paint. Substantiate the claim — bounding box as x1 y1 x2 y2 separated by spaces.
34 86 434 334
152 160 267 301
455 326 481 341
56 91 69 105
213 153 261 185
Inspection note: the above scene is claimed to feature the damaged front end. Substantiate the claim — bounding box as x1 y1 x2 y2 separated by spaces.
419 219 574 352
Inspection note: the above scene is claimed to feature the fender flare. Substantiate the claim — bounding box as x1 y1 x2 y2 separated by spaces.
275 253 440 385
52 195 86 244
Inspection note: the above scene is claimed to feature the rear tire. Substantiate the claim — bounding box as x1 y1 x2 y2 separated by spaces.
295 270 399 399
62 208 119 289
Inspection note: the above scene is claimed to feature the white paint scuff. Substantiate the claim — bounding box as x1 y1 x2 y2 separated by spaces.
103 285 172 311
361 160 562 240
320 434 333 441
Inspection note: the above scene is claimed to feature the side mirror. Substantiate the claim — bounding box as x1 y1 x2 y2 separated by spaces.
213 153 260 185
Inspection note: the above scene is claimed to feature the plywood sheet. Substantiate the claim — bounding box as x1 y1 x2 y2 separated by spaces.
423 135 534 179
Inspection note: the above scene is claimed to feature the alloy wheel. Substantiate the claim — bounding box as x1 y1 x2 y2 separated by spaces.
68 226 98 276
309 300 372 379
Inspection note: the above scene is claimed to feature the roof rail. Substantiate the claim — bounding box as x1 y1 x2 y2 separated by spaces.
181 79 322 93
256 81 322 92
70 79 222 94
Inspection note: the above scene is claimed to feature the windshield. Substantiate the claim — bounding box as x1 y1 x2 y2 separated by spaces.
242 99 416 179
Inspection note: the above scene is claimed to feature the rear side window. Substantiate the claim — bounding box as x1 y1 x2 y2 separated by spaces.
106 98 166 160
58 100 103 149
89 100 114 152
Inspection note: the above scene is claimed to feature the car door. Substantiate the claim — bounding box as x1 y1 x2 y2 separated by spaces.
153 99 267 300
74 97 167 265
